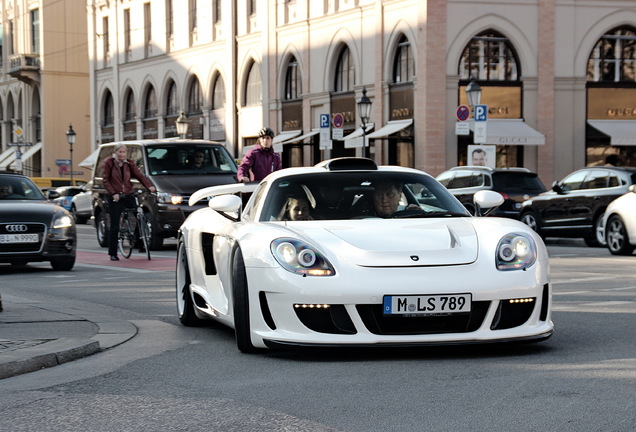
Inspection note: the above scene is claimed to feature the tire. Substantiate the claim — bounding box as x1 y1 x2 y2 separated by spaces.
137 212 152 260
176 239 204 326
232 248 257 353
521 210 542 235
146 215 163 251
50 256 75 271
118 215 134 258
96 211 109 247
606 214 635 256
584 214 606 247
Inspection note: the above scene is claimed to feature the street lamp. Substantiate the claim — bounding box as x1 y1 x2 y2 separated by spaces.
66 124 76 184
465 75 482 107
357 87 372 158
175 111 189 139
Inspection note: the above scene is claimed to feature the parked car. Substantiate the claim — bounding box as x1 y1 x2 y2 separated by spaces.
30 177 87 193
519 166 636 246
436 166 547 218
176 157 553 353
48 186 85 211
603 185 636 255
92 139 238 250
0 173 76 270
70 180 93 223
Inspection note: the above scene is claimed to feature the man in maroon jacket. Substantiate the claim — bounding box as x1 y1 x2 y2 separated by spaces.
103 143 156 261
237 127 282 183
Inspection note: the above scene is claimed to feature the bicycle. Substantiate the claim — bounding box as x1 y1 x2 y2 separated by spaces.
118 192 152 260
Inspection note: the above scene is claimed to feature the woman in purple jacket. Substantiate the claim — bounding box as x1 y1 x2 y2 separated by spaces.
237 127 282 183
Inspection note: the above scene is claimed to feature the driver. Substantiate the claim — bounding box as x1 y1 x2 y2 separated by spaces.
373 181 403 217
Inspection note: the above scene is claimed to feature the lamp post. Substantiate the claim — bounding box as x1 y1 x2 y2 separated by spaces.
175 111 189 139
66 124 76 184
357 87 372 158
465 75 482 107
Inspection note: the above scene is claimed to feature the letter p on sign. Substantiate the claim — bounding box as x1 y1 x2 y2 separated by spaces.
474 104 488 122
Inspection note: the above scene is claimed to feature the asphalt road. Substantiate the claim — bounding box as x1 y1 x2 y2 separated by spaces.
0 225 634 432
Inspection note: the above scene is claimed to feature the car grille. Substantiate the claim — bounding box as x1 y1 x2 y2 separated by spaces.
0 223 46 253
357 302 490 335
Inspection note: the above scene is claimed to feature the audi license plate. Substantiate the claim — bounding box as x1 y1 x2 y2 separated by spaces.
0 233 39 244
383 294 471 315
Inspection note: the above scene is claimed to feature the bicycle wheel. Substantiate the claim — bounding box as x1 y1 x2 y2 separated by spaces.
118 213 134 258
137 211 152 260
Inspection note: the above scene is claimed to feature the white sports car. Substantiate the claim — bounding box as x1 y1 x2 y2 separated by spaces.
176 158 553 352
603 185 636 255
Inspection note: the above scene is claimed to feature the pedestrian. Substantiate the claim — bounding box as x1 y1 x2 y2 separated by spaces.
237 127 282 183
102 143 156 261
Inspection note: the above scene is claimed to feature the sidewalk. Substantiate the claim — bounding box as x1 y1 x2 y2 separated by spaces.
0 293 137 380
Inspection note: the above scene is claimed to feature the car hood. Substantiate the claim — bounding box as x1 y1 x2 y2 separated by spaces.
0 201 64 222
284 218 479 267
150 174 237 195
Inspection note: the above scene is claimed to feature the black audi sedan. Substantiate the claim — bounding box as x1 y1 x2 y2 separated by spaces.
0 173 76 270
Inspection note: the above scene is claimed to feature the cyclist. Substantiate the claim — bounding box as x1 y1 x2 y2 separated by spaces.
103 143 156 261
237 127 282 183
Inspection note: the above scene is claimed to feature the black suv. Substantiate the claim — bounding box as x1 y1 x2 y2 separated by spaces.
436 166 547 218
519 166 636 246
92 139 237 249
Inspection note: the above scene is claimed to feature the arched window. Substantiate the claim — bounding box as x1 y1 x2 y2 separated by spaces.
393 35 414 83
103 91 114 126
166 81 178 116
144 86 157 118
244 62 262 106
124 89 135 121
284 56 301 100
212 74 225 109
334 46 354 92
187 78 202 114
588 26 636 82
459 30 519 80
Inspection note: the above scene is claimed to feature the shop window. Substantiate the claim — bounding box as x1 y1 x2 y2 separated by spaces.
334 46 354 92
459 30 519 81
284 56 301 100
588 26 636 82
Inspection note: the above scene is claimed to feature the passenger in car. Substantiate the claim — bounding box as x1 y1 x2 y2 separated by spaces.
278 196 315 221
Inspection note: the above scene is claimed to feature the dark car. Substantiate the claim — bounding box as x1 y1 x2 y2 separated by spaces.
0 173 76 270
436 166 547 218
519 166 636 246
92 139 238 250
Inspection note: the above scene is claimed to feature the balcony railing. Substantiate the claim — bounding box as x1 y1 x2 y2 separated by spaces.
8 54 41 84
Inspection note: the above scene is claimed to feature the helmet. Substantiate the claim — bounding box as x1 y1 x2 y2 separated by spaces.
258 127 275 138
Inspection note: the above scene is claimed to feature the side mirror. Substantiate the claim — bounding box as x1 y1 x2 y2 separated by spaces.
551 180 564 194
47 190 61 200
210 194 242 221
629 184 636 193
473 190 504 217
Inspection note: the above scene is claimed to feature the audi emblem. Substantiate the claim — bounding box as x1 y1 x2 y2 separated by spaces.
6 224 28 232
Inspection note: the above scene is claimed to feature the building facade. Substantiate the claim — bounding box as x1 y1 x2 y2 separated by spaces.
87 0 636 184
0 0 89 180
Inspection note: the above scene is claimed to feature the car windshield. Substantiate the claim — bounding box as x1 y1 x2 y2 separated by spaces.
492 172 546 194
0 176 46 201
259 172 469 221
145 143 237 175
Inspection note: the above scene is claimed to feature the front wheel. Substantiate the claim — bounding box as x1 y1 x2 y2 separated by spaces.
137 212 152 260
521 210 542 237
606 214 635 255
51 256 75 271
118 215 134 258
176 239 204 326
585 214 606 247
96 211 109 247
232 248 257 353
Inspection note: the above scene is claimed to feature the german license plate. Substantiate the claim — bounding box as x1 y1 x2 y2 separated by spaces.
0 233 39 244
383 294 471 315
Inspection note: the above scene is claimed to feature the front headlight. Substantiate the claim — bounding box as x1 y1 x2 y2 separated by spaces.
496 233 536 271
157 192 183 205
52 214 74 229
271 238 335 276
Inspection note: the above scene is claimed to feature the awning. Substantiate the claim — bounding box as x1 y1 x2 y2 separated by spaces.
343 123 375 148
467 119 545 145
7 143 43 170
282 129 320 145
366 119 413 139
0 147 14 165
587 120 636 145
273 130 302 144
79 148 100 169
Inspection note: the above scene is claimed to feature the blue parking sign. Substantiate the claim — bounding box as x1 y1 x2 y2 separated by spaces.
474 104 488 122
320 114 330 128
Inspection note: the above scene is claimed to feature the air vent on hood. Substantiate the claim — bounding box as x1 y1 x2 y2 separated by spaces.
315 157 378 171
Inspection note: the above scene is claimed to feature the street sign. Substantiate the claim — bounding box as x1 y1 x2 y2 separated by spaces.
320 114 330 128
332 113 344 128
7 142 33 147
474 104 488 122
474 122 488 143
456 105 470 122
56 159 72 165
455 122 470 135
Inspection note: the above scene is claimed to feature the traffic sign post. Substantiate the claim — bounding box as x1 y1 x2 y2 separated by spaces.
319 114 332 149
473 104 488 144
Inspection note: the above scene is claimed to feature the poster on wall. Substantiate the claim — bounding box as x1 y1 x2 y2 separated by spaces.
468 144 496 168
